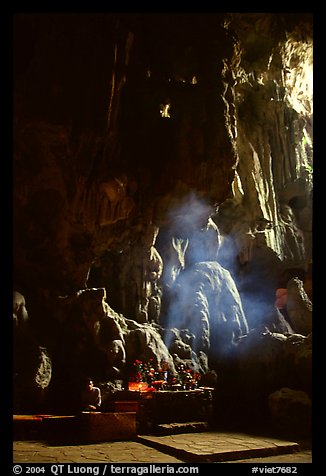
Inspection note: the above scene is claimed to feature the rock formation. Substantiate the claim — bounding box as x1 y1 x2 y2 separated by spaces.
13 13 312 422
13 291 52 412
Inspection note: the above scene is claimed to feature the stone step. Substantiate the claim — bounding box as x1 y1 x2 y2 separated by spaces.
154 421 209 435
13 412 137 443
136 431 301 463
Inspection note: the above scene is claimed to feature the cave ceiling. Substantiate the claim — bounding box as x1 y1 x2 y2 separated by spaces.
13 11 313 331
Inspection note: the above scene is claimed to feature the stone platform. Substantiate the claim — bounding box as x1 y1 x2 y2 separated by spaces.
137 431 302 462
13 431 312 464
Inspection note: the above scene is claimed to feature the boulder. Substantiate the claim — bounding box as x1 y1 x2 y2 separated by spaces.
234 329 312 399
268 387 312 437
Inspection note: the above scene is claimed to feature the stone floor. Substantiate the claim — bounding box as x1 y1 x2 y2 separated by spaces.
13 431 312 464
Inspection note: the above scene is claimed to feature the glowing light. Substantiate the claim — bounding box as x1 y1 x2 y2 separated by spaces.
160 102 171 118
305 62 313 97
128 382 149 392
282 39 313 116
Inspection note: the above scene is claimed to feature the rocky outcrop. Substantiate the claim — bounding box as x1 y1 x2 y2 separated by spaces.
212 328 312 427
233 330 312 400
119 225 163 323
13 291 29 328
163 261 249 363
286 277 312 335
13 291 52 413
215 13 312 319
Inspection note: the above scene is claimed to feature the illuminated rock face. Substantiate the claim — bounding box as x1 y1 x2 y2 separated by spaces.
163 261 249 364
13 290 52 412
13 14 312 413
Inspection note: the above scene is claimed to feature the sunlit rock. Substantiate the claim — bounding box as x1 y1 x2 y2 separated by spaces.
13 292 52 412
164 261 249 363
124 321 175 373
13 290 29 328
286 277 312 335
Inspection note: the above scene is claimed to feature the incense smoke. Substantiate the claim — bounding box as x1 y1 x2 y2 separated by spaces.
159 192 249 364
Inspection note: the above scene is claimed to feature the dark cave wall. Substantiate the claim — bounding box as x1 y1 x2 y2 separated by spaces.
14 13 313 297
13 13 241 309
13 13 312 415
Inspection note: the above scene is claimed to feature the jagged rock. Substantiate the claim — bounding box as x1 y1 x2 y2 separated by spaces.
199 369 218 388
119 224 163 323
162 328 208 373
265 307 294 334
169 335 193 360
164 261 249 362
51 287 176 385
214 15 313 334
52 288 127 381
286 277 312 335
124 322 175 373
35 347 52 390
13 291 52 412
13 290 29 328
14 345 52 413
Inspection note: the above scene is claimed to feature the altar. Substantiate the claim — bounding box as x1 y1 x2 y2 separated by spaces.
111 387 215 434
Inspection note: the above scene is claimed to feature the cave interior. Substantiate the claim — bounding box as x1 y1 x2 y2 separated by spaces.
13 12 313 437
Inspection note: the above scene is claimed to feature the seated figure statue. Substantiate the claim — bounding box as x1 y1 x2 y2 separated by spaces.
81 378 102 412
